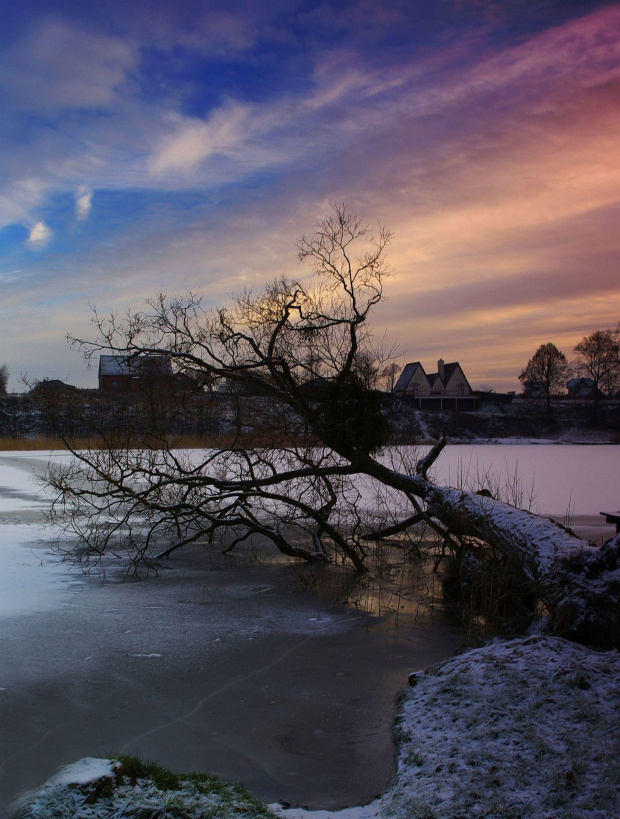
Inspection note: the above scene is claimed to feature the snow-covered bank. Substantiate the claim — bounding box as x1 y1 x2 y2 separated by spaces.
13 637 620 819
276 636 620 819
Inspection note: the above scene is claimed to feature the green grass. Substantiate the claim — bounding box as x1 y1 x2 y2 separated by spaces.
13 755 279 819
111 755 277 813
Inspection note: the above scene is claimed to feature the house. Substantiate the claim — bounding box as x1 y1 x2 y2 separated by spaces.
567 377 598 399
394 359 476 410
30 379 78 395
98 355 174 393
394 359 472 397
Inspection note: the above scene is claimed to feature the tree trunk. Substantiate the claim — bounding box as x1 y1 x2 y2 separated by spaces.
354 445 620 648
422 486 620 646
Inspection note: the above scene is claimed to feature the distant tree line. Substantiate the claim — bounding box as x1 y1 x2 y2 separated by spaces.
520 326 620 421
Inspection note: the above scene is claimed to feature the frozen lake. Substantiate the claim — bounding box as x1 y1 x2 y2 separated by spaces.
427 443 620 517
0 444 617 814
0 449 457 815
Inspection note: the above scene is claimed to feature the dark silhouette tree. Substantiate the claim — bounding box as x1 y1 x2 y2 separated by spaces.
574 329 620 423
518 342 569 420
45 205 620 647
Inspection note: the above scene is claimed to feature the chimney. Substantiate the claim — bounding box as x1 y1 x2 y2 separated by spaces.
437 358 445 382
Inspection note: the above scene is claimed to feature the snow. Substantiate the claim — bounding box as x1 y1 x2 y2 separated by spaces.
436 486 590 573
275 637 620 819
48 758 117 787
13 760 276 819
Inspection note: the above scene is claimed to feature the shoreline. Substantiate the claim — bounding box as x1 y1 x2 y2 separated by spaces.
15 636 620 818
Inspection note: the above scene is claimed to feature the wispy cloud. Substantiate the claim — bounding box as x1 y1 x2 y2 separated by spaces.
148 102 251 175
0 21 137 111
0 178 50 230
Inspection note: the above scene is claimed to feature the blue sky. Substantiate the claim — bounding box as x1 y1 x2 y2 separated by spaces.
1 0 619 390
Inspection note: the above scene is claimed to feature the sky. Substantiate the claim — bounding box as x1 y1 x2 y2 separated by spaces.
1 0 619 392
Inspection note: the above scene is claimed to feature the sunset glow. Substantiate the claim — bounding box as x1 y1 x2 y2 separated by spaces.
1 0 619 391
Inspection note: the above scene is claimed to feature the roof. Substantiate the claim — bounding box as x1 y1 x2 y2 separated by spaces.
31 379 77 392
427 362 458 384
98 355 173 377
394 362 422 392
442 362 459 383
394 360 472 394
99 355 133 376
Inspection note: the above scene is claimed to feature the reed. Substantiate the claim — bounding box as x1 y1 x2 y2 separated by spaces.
0 432 288 452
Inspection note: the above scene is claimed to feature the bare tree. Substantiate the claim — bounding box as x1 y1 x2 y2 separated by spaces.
0 364 9 396
518 342 570 420
48 206 393 575
380 361 401 393
574 329 620 423
46 205 619 647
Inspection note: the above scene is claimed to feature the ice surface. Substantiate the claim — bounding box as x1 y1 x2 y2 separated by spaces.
426 443 620 516
0 522 83 616
18 637 620 818
2 447 618 818
0 459 48 513
0 453 83 617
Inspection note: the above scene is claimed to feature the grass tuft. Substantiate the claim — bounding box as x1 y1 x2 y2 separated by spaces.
113 754 183 791
13 755 279 819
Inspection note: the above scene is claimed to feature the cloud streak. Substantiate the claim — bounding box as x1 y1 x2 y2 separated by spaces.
0 1 618 391
0 22 137 112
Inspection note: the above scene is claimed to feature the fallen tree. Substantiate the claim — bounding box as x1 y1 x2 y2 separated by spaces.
46 205 620 648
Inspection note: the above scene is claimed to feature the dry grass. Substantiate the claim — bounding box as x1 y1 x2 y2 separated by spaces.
0 432 299 451
0 436 73 451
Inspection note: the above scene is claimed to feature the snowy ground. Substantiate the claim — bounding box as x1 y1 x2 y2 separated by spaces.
13 757 278 819
14 637 620 818
275 636 620 819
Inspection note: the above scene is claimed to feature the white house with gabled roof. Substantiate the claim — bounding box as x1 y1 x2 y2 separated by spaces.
394 359 472 397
